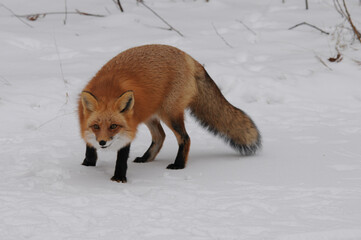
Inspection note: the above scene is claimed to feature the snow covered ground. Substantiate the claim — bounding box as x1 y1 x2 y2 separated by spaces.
1 0 361 239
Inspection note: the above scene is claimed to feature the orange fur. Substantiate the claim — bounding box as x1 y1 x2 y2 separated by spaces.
78 44 261 181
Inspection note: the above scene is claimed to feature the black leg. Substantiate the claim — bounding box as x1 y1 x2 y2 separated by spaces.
82 145 97 166
134 141 154 163
166 119 190 170
167 139 189 169
111 144 130 183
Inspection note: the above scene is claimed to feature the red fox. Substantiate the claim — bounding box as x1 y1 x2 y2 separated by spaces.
78 44 261 183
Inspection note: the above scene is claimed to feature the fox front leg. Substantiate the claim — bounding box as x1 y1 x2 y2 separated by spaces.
111 144 131 183
82 145 98 166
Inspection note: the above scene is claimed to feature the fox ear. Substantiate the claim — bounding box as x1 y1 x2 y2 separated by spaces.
115 91 134 113
81 91 98 113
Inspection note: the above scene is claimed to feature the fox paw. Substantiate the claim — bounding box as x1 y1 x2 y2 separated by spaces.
111 176 127 183
166 164 185 170
82 159 96 167
133 157 148 163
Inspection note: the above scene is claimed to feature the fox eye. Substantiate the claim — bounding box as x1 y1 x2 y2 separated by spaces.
93 124 100 130
110 124 118 129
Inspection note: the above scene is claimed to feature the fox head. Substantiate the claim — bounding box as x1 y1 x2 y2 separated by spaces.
80 90 135 151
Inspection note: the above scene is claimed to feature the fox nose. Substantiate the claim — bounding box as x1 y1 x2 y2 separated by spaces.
99 140 106 146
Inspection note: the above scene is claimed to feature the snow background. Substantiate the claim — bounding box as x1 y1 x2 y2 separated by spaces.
1 0 361 239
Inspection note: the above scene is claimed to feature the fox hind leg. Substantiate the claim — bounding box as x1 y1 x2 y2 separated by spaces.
163 115 190 170
134 118 165 163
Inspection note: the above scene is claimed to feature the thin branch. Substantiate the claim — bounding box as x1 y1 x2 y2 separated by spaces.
36 111 76 130
332 0 361 44
0 3 33 28
341 0 361 43
237 20 257 36
212 23 233 48
314 53 332 71
333 0 345 18
289 22 330 35
116 0 124 12
16 10 105 21
104 7 111 14
75 9 105 17
53 37 69 105
138 0 184 37
64 0 68 25
141 23 173 31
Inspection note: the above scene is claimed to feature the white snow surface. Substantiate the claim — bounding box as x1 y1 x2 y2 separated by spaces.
1 0 361 239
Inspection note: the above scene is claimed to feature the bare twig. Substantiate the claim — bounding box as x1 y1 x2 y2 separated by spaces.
64 0 68 25
112 0 124 12
36 111 76 129
75 9 105 17
212 23 233 48
138 0 184 37
332 0 361 43
104 7 111 14
0 3 33 28
53 37 69 104
333 0 345 17
237 20 257 36
289 22 330 35
117 0 124 12
16 10 105 21
314 53 332 71
341 0 361 43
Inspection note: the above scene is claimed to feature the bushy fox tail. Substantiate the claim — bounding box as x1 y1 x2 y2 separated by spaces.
189 69 261 155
